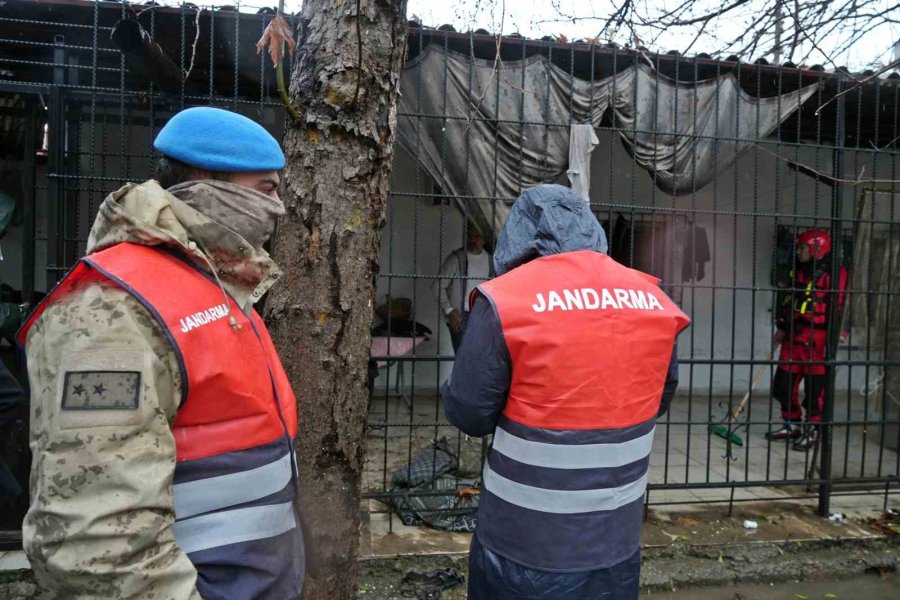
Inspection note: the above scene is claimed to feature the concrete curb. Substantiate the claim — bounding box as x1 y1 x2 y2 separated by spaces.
3 535 897 599
640 535 899 591
356 535 899 598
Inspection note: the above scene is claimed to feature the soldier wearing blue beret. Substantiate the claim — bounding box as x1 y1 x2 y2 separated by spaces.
21 107 305 600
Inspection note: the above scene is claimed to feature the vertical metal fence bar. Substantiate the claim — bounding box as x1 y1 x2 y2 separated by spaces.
819 75 846 517
46 35 66 283
22 101 38 303
435 31 451 488
725 59 742 496
885 81 899 485
746 62 762 486
683 55 699 490
766 65 784 482
208 6 216 102
706 58 723 484
878 80 899 486
854 81 867 481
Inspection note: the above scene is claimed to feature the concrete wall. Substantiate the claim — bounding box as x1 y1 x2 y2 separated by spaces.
378 129 896 396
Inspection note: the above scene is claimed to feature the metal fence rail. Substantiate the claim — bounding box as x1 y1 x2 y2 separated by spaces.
0 1 898 541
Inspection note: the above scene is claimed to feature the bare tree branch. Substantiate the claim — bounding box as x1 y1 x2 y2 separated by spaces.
538 0 898 68
815 56 900 116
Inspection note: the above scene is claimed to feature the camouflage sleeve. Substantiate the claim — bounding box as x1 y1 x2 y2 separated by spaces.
22 279 202 600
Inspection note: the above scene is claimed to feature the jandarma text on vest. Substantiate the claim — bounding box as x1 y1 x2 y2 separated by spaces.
532 288 665 313
179 304 230 332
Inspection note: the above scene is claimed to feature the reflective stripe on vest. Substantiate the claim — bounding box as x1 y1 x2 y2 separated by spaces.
474 251 689 571
790 269 831 325
19 243 304 600
492 424 656 469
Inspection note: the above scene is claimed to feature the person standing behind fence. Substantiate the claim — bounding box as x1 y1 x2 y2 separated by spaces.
433 226 494 352
442 184 690 600
19 107 304 599
768 228 848 451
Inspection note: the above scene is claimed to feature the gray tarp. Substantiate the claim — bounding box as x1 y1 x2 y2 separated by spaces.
397 46 613 236
612 63 820 196
397 46 820 235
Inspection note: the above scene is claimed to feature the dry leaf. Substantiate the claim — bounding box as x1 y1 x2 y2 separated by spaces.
555 33 568 43
256 15 296 66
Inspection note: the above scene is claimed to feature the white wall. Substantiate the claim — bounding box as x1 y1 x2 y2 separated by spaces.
3 100 892 397
372 148 464 393
381 129 894 396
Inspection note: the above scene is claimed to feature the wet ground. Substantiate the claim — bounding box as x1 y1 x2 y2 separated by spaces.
645 572 897 599
358 522 899 600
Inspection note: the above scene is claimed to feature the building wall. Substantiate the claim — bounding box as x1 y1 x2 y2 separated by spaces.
378 130 894 397
2 99 892 399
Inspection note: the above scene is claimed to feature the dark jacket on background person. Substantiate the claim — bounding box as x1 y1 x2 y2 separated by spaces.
443 184 689 600
0 360 24 497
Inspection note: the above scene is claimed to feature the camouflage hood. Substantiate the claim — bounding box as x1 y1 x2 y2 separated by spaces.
87 180 282 310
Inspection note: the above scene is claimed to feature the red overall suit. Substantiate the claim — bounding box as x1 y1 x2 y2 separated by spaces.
772 230 847 436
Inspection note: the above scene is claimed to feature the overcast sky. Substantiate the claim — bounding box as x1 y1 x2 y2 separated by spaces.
155 0 898 69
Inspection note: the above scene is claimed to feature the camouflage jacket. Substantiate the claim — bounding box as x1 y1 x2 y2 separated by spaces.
22 180 282 599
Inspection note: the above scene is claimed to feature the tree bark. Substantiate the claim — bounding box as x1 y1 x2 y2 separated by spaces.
264 1 407 599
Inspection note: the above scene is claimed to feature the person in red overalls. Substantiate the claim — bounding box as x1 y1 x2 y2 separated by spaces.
767 229 847 451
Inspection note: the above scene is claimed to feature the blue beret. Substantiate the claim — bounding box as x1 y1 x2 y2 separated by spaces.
154 107 285 171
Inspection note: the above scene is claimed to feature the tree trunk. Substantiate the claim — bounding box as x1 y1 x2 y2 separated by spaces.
264 2 407 599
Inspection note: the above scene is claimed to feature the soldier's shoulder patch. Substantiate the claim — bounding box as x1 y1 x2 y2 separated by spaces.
61 371 141 411
55 349 148 430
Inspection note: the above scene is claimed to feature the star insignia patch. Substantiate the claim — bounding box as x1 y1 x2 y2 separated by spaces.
61 371 141 410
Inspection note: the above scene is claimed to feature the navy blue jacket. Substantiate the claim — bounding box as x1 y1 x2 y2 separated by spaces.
442 184 680 600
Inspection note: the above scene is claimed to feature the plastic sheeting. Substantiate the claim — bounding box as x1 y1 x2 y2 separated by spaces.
612 63 819 196
397 46 820 235
386 439 480 533
397 46 613 237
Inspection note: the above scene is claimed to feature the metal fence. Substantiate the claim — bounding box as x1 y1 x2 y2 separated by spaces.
0 1 898 542
366 28 900 531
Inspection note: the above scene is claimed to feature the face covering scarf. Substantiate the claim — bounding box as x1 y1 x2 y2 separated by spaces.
168 179 285 249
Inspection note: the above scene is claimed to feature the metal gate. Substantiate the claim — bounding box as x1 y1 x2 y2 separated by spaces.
1 2 898 542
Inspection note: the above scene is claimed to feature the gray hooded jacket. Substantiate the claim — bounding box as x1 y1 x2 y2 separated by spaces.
442 184 679 437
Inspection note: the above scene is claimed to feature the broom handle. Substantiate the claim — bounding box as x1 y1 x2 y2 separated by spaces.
729 345 779 423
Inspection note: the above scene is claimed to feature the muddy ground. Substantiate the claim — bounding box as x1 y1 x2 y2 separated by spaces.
1 503 897 599
358 502 900 600
357 536 899 600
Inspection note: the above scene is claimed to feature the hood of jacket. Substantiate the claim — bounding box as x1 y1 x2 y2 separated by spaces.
493 184 608 276
86 180 282 311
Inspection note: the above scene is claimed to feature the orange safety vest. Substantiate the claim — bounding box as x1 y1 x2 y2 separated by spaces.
478 250 690 430
472 250 689 572
20 242 304 599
